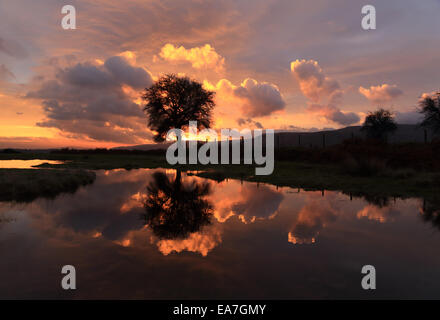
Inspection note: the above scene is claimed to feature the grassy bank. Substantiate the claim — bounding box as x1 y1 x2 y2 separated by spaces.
0 169 96 202
1 149 440 201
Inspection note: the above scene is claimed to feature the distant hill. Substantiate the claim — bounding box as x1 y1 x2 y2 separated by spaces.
111 143 172 151
111 125 434 150
1 125 434 153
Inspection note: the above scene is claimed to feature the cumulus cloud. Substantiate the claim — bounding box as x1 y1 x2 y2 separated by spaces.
27 55 154 144
205 78 285 119
158 43 225 73
359 84 403 104
230 184 283 224
234 78 286 117
291 59 342 103
291 59 359 126
288 199 337 245
154 226 222 257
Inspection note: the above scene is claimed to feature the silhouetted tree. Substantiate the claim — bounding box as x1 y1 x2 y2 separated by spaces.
419 92 440 135
361 108 397 142
143 171 213 239
142 74 215 142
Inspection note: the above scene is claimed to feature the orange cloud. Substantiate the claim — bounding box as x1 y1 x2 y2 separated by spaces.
153 226 222 256
359 84 403 104
290 59 342 103
158 43 225 73
291 59 360 126
357 204 399 223
204 77 285 128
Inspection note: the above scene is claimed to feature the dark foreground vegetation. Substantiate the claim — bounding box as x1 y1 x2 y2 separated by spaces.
276 138 440 172
0 169 96 202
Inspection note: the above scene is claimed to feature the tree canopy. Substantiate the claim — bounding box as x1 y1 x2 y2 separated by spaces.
142 74 215 142
419 92 440 135
361 108 397 142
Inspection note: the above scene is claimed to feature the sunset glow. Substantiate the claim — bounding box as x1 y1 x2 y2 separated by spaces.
1 1 438 149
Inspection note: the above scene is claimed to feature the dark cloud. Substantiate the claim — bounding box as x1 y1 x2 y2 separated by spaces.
281 125 335 132
104 56 152 89
27 56 153 144
326 109 360 126
237 117 263 129
39 170 150 240
307 104 360 126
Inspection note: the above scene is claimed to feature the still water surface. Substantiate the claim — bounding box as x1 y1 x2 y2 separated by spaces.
0 168 439 299
0 160 65 169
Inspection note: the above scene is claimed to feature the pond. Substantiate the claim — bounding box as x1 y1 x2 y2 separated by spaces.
0 159 65 169
0 168 439 299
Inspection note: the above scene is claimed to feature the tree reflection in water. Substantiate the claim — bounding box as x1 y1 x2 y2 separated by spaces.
420 199 440 230
143 171 213 240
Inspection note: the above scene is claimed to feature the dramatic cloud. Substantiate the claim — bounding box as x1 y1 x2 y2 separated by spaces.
288 198 338 245
205 78 285 120
158 43 225 73
359 84 403 104
230 184 283 223
27 55 154 144
154 226 222 257
291 59 359 126
234 78 286 117
291 59 342 103
2 0 440 148
104 56 154 89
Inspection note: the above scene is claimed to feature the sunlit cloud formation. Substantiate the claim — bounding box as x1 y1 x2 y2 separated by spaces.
205 78 285 122
359 84 403 104
158 43 225 73
291 59 360 126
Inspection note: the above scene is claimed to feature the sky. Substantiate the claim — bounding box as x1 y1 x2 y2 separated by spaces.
1 0 439 148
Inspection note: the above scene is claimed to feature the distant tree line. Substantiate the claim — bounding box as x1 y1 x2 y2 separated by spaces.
361 92 440 143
